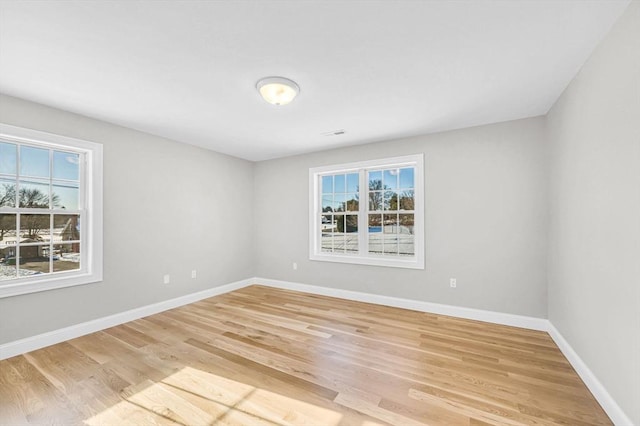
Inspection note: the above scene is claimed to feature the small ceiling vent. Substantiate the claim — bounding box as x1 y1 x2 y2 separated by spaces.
322 129 346 136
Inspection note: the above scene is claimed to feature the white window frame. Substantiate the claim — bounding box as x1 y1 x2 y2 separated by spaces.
0 124 103 298
309 154 424 269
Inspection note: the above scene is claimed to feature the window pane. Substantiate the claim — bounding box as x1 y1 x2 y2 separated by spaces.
385 191 398 211
368 214 382 231
399 235 415 256
0 178 16 207
399 214 415 256
399 167 414 189
399 190 414 211
53 243 81 273
334 174 346 193
54 214 80 241
321 175 333 194
383 238 398 255
345 214 358 253
322 195 333 213
368 214 383 254
20 214 51 243
0 213 18 280
383 169 398 190
368 170 382 190
321 214 333 253
53 151 80 181
0 214 17 247
369 191 383 211
346 173 359 192
0 142 17 175
53 181 80 210
18 244 50 275
399 213 414 230
344 214 358 233
333 215 345 253
19 179 50 208
20 146 50 178
345 193 358 211
383 214 399 255
0 262 16 280
384 213 399 229
334 193 346 212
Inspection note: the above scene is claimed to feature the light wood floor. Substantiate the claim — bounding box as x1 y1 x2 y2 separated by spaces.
0 285 611 425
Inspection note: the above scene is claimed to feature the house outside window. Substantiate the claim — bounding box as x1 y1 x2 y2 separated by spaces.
309 154 424 269
0 124 103 298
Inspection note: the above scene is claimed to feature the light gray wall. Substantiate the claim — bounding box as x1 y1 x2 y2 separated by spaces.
0 94 254 344
254 117 548 318
546 1 640 424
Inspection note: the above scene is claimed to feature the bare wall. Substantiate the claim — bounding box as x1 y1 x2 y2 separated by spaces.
0 94 255 344
546 1 640 423
253 117 548 318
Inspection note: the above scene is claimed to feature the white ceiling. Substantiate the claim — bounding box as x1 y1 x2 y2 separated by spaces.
0 1 630 161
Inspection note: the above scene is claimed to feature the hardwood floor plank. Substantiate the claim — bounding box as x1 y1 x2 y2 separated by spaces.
334 392 423 426
2 355 84 425
0 285 611 425
184 337 339 401
103 323 160 349
0 359 30 425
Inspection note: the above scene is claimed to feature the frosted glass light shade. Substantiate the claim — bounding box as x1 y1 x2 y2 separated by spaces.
256 77 299 106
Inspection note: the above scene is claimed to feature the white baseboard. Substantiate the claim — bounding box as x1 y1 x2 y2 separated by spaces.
1 275 631 425
253 277 549 331
0 278 252 361
546 323 633 426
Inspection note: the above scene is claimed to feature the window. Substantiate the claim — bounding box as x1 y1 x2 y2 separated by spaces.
0 124 103 297
309 154 424 269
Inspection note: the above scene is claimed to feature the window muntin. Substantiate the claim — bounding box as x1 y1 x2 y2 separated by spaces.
0 124 102 298
310 155 424 269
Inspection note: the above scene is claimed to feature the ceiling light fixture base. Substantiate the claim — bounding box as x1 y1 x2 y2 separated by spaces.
256 76 300 106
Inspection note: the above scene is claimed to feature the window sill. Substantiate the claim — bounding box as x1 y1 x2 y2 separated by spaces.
310 252 424 269
0 270 102 298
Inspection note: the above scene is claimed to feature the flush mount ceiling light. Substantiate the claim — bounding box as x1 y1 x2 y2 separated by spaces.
256 76 300 106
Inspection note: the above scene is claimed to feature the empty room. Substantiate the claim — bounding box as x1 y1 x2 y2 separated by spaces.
0 1 638 425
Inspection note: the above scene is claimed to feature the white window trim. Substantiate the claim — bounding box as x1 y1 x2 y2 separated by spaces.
309 154 424 269
0 123 103 298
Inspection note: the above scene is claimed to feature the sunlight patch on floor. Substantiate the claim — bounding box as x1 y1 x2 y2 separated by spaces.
84 366 345 425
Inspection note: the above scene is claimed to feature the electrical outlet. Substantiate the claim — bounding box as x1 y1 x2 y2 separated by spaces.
163 274 170 284
450 278 457 288
191 270 197 279
292 262 298 270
